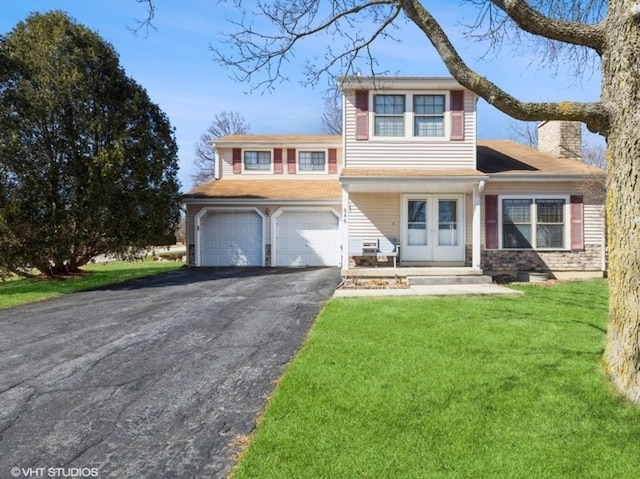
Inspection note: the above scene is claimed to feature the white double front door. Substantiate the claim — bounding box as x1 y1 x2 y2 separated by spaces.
401 194 465 262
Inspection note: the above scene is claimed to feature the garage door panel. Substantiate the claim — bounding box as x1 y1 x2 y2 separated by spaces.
275 210 339 267
200 211 262 266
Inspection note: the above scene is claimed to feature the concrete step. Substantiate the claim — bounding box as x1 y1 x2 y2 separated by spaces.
407 275 493 286
343 267 483 278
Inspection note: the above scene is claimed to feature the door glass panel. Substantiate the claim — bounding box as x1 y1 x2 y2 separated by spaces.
438 200 458 246
408 200 427 246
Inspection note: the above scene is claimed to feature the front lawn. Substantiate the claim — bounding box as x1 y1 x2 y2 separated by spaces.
0 259 182 310
232 280 640 478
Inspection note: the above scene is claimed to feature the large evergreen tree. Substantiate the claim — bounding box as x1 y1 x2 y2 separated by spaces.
0 11 181 277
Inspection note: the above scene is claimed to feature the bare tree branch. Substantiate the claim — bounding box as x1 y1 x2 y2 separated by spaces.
212 0 399 90
128 0 157 37
507 119 538 147
398 0 610 135
192 111 250 187
490 0 605 52
303 5 402 85
462 0 606 79
321 91 343 134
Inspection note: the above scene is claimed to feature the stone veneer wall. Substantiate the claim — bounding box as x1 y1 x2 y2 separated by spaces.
481 245 602 274
465 244 602 273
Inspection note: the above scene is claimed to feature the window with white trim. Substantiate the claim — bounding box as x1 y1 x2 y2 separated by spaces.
244 151 271 171
502 197 567 249
414 94 445 137
374 94 405 136
298 151 326 172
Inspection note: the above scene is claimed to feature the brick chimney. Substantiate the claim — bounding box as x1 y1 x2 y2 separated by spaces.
537 121 582 160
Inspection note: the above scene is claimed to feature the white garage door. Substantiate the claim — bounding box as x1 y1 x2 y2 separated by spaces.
200 210 262 266
275 210 340 267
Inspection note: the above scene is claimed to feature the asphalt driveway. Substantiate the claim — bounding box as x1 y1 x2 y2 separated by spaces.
0 267 340 479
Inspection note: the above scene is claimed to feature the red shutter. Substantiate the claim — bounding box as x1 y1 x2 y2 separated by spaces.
485 195 499 249
450 90 465 141
232 148 241 174
355 90 369 141
274 148 283 174
570 195 584 250
287 148 296 174
328 148 337 174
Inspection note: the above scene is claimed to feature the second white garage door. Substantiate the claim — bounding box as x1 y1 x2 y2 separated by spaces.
274 209 340 267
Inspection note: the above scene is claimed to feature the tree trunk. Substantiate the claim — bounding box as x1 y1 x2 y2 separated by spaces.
602 0 640 402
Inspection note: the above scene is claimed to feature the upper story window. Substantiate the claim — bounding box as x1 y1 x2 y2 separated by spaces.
368 91 455 139
299 151 326 172
374 94 405 136
414 94 445 137
244 151 271 171
502 197 566 249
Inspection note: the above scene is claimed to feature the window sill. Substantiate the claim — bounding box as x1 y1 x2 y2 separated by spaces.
499 248 571 252
368 136 451 142
297 170 330 175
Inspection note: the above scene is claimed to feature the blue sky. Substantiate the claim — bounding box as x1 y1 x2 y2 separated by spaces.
1 1 603 191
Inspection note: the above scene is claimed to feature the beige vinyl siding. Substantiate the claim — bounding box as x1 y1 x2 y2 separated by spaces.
343 90 476 169
219 148 234 178
483 182 604 246
348 193 400 239
219 147 343 179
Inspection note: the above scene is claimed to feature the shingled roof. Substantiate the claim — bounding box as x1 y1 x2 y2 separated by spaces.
184 179 341 200
477 140 603 176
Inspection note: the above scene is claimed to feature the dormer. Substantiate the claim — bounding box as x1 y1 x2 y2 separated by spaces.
339 76 477 170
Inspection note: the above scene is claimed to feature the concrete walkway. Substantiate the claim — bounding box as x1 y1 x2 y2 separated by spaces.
334 283 523 297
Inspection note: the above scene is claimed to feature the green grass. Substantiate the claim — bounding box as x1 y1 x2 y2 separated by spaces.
0 259 182 309
232 280 640 479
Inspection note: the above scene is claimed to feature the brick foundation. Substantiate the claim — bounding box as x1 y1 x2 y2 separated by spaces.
481 244 602 274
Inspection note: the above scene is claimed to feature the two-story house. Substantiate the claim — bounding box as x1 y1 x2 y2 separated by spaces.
183 76 606 278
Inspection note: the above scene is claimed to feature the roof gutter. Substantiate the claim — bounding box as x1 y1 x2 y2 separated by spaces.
215 140 342 149
340 175 489 181
487 174 605 182
182 197 340 205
